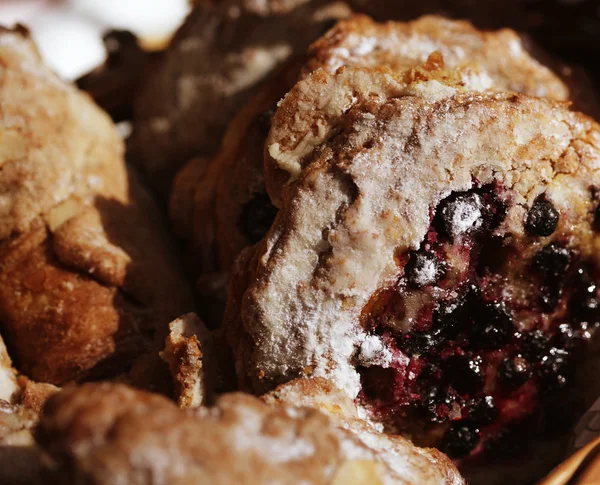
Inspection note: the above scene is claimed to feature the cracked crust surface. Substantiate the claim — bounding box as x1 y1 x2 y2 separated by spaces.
36 379 463 485
225 66 600 483
0 28 194 385
172 14 574 323
226 66 600 397
129 0 352 194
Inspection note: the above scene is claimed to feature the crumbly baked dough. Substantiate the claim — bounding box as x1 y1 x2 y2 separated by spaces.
0 27 194 385
160 313 215 408
36 379 464 485
172 14 574 323
129 0 352 194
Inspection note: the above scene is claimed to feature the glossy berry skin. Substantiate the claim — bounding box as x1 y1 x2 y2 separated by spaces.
571 285 600 324
441 423 481 459
498 354 532 390
525 198 559 237
471 304 514 350
422 385 456 424
445 354 485 395
539 348 572 392
533 244 571 281
521 330 549 361
467 395 498 425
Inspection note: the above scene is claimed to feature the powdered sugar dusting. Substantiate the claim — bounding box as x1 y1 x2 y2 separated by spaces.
442 193 483 239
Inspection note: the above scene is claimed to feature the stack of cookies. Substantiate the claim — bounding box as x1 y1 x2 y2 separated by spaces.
0 1 599 484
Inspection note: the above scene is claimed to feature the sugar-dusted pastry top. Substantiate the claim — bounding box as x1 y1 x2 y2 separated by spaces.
240 64 598 391
37 379 464 485
306 15 567 99
226 66 600 482
0 27 194 385
129 0 352 194
170 14 574 324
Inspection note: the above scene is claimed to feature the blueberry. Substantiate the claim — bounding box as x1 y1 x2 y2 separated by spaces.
445 354 485 395
239 192 278 244
498 354 531 389
440 423 481 459
471 304 514 350
538 348 572 392
521 330 549 361
406 251 445 289
467 395 498 425
432 300 467 338
533 244 571 281
399 302 462 355
525 198 559 237
441 193 484 240
422 386 456 424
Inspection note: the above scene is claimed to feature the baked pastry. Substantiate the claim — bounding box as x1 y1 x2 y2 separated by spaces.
128 0 352 195
224 66 600 482
36 379 464 484
172 14 574 323
347 0 600 112
0 27 194 385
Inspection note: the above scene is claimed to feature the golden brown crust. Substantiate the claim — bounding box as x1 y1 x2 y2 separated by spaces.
0 29 195 385
129 0 352 195
36 381 464 485
171 14 575 325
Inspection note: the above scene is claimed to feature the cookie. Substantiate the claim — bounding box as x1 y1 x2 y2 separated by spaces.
36 379 464 484
128 0 352 195
0 27 194 385
225 66 600 482
172 14 574 324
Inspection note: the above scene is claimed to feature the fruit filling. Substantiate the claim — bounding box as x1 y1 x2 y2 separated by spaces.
356 184 600 462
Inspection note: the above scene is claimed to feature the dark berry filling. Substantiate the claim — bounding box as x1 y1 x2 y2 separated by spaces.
239 192 278 244
498 354 531 390
356 185 599 465
441 423 481 459
525 197 559 237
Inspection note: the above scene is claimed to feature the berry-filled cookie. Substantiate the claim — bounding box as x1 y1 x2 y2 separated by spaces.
172 14 575 323
225 66 600 483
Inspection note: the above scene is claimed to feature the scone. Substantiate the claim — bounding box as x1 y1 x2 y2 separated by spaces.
0 27 194 385
224 67 600 483
128 0 352 195
36 379 464 485
171 14 575 323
